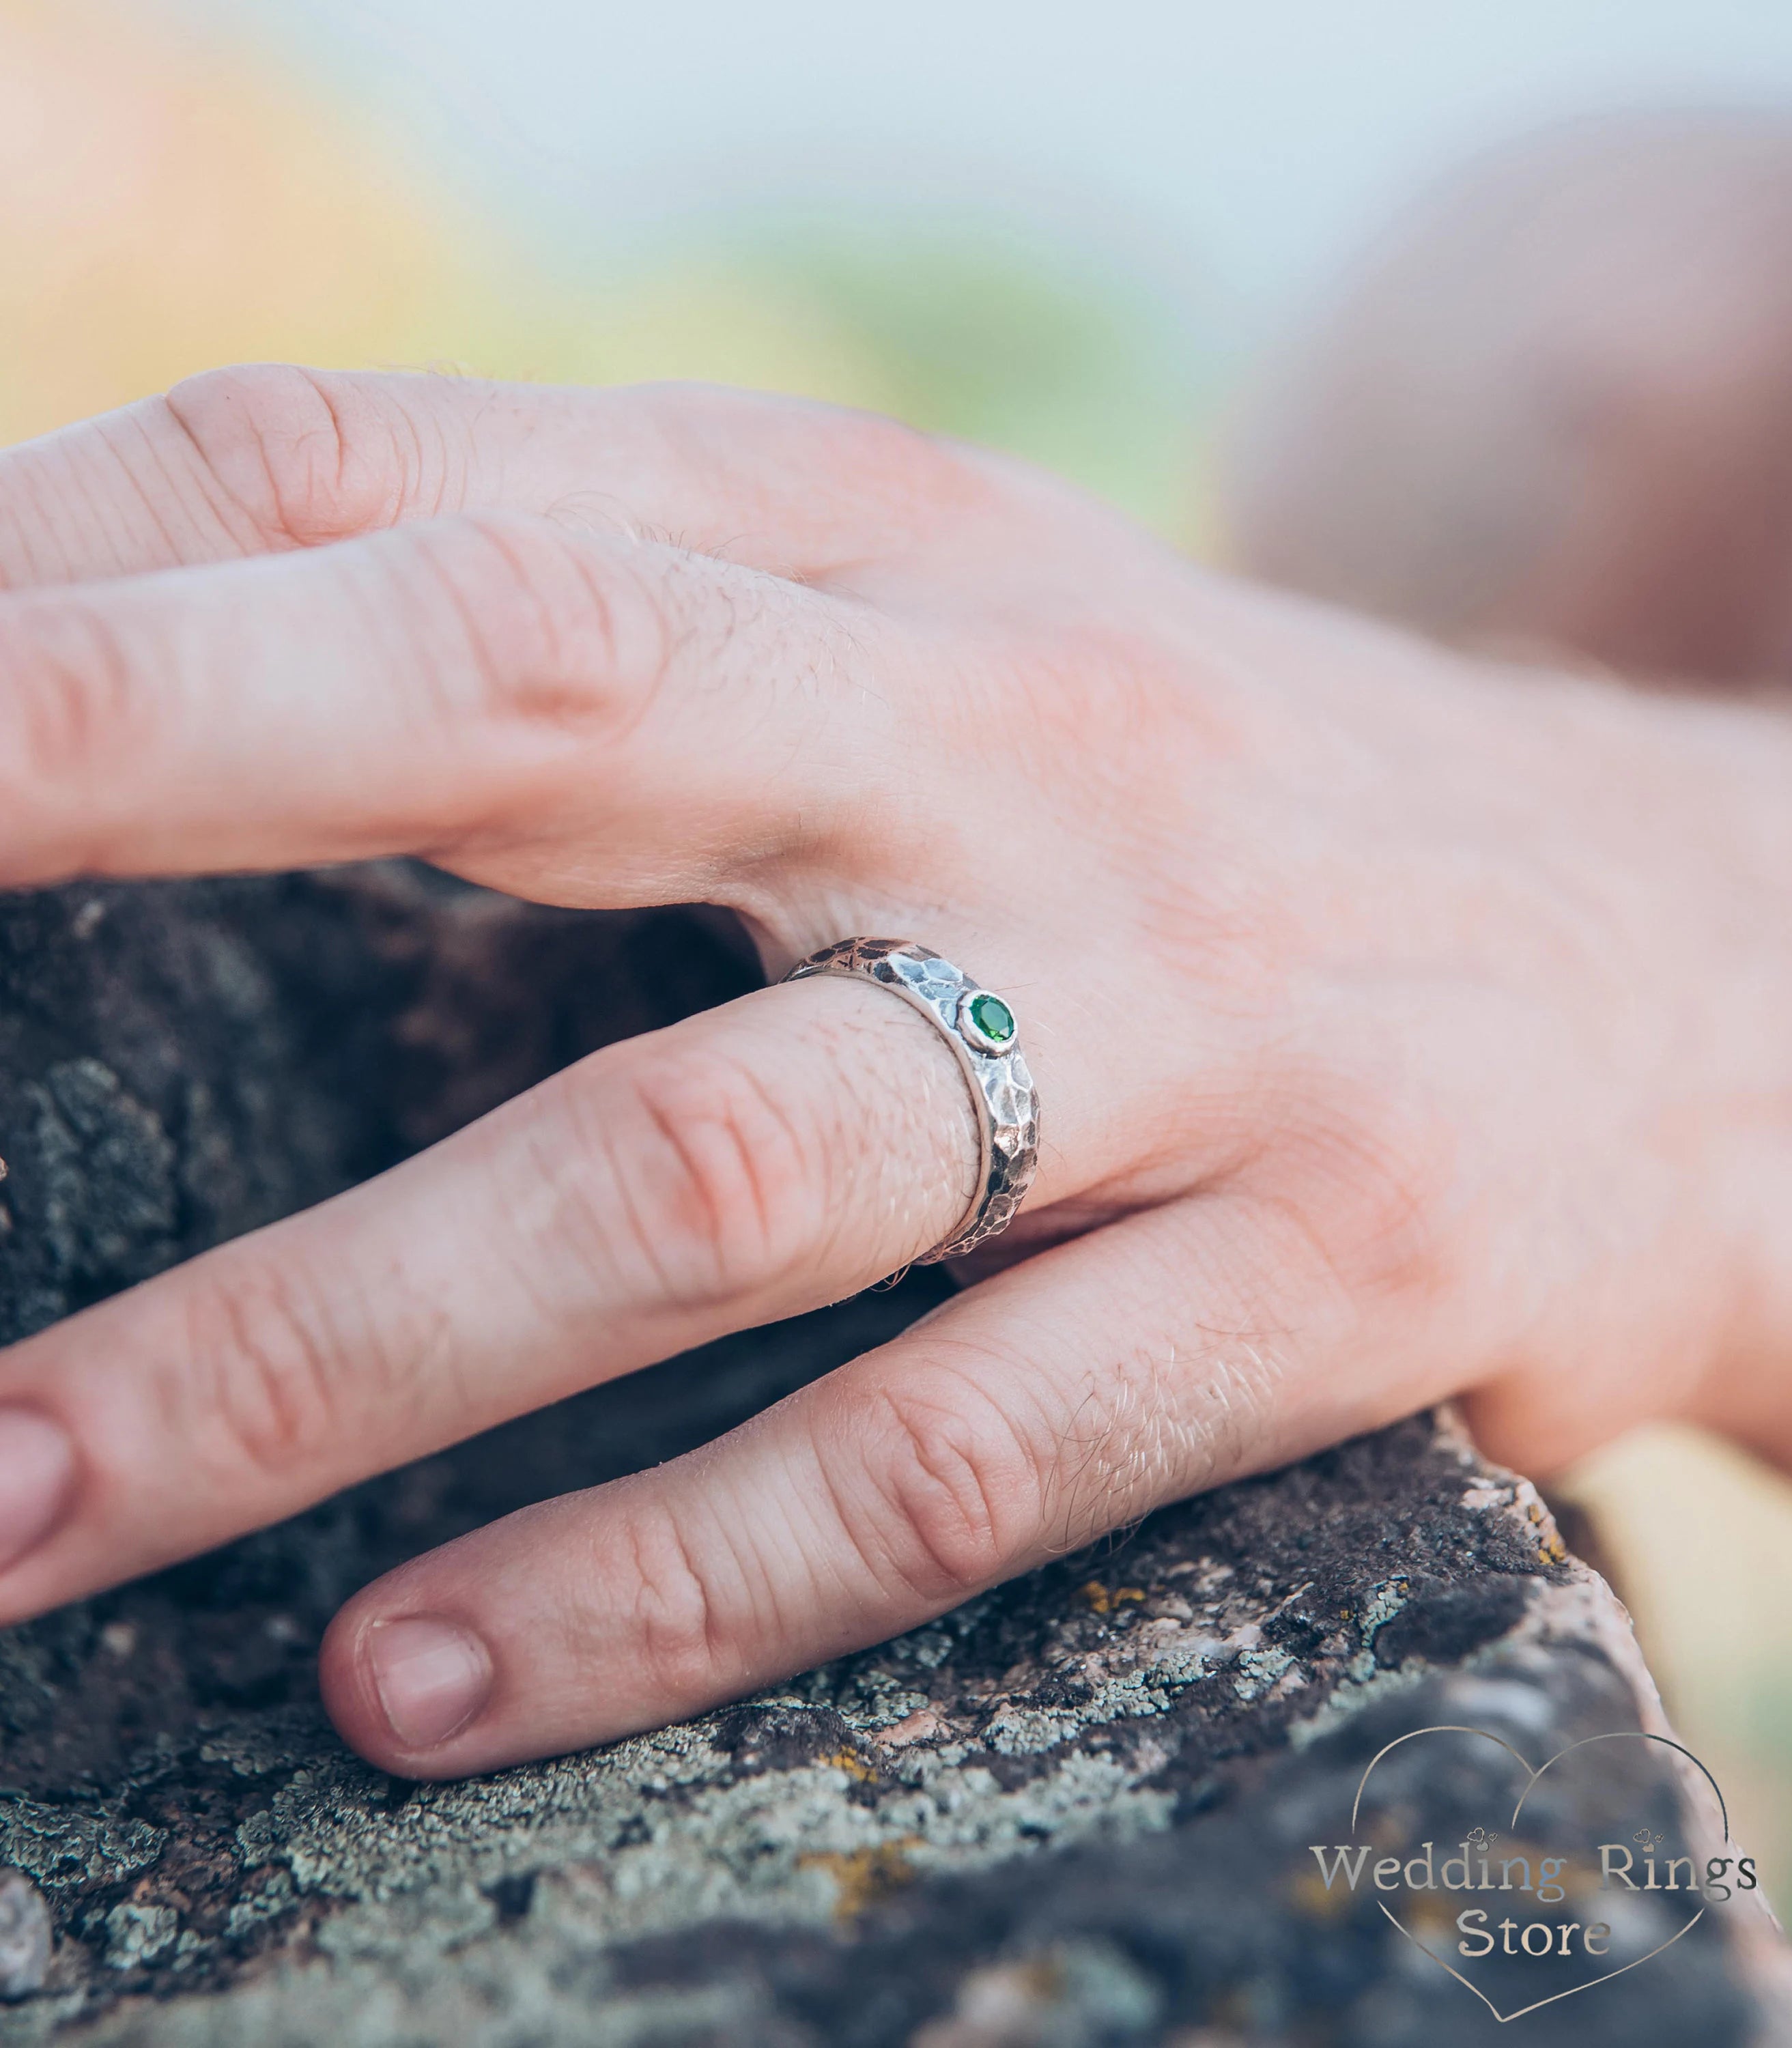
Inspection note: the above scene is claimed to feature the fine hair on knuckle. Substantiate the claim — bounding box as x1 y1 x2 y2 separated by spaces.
1039 1348 1199 1559
1044 1371 1147 1559
1043 1322 1290 1550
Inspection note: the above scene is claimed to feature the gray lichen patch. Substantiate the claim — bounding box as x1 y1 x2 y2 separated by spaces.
0 1410 1620 2043
3 1367 1759 2046
0 1808 166 1899
0 1877 51 2003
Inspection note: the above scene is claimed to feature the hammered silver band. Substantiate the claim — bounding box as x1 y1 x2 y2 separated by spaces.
781 938 1040 1262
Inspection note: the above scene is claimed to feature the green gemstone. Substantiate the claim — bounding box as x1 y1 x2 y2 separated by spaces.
966 991 1015 1048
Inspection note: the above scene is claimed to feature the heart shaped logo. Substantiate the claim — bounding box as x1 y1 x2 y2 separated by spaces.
1306 1724 1745 2023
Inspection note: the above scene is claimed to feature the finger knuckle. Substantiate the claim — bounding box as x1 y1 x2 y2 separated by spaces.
851 1367 1043 1603
163 365 419 549
0 598 141 800
397 512 664 739
603 1046 826 1305
180 1259 352 1479
386 509 846 761
617 1498 733 1702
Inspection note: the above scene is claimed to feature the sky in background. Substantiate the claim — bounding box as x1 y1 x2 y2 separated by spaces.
201 0 1792 335
14 0 1792 535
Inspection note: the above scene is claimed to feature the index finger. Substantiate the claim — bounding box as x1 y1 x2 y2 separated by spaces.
0 368 979 591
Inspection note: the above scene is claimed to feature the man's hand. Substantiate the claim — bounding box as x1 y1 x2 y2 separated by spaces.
0 367 1788 1777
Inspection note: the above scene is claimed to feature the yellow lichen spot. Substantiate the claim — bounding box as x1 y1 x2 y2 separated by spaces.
798 1840 919 1922
1524 1494 1569 1565
821 1748 879 1785
1079 1582 1146 1617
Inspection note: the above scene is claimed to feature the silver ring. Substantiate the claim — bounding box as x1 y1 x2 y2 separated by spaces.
782 938 1040 1262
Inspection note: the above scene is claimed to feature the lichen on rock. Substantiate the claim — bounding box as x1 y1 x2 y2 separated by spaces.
0 1876 52 2004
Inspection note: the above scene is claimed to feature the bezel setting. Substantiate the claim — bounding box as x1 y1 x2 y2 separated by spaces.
958 987 1017 1055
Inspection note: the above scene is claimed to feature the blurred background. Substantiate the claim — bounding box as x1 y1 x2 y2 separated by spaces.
5 0 1792 1910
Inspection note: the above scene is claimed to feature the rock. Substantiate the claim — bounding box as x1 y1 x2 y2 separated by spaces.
0 870 1785 2045
0 1875 51 2003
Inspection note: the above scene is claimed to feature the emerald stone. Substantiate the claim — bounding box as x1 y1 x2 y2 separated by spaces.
964 991 1016 1051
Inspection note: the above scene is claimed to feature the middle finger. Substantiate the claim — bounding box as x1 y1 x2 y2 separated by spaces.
0 506 887 893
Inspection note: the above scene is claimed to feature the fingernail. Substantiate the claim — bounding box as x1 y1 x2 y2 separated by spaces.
367 1617 493 1750
0 1408 76 1574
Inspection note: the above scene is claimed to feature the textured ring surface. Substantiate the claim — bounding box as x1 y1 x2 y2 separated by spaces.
782 937 1040 1262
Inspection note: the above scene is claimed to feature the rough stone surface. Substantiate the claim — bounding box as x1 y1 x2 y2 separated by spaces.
0 1875 51 2003
0 869 1784 2045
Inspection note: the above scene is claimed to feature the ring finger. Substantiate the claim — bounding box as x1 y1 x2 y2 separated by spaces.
0 969 990 1627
